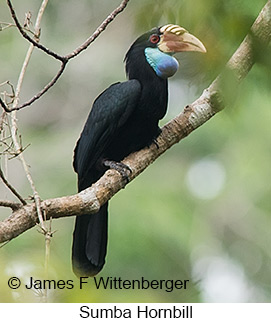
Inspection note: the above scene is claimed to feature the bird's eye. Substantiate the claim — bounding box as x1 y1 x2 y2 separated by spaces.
150 34 160 44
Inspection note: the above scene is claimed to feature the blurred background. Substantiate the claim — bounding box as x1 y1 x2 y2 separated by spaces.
0 0 270 302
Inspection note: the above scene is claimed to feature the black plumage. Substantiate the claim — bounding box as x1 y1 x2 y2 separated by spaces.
72 25 206 276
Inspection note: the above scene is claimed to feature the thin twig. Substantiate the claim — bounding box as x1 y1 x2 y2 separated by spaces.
0 0 270 244
2 0 131 112
11 61 67 110
0 111 7 132
0 98 10 113
2 3 59 289
8 4 53 301
6 0 66 62
43 214 52 302
0 81 15 112
0 21 36 36
66 0 130 60
0 199 21 211
0 168 26 205
44 219 52 276
9 0 50 231
0 22 14 31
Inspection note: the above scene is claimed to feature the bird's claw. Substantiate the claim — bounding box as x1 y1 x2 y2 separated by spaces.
152 138 159 149
102 160 132 184
147 137 160 149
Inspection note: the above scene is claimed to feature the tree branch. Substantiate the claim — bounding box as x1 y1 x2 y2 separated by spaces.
0 0 270 243
0 167 26 205
9 0 50 232
6 0 65 62
0 200 21 211
65 0 131 60
11 61 67 111
1 0 130 112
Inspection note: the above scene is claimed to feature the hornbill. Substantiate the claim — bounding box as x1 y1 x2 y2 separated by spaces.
72 24 206 277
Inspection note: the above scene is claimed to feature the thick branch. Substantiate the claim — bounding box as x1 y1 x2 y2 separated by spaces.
210 0 271 92
0 0 270 243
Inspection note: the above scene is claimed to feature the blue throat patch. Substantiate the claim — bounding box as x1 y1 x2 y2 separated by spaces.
145 47 179 79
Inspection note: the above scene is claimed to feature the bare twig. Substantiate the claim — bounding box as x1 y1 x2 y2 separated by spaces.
6 0 65 62
0 98 9 113
9 0 50 232
6 1 52 301
0 81 15 112
0 21 36 36
0 167 26 205
66 0 130 60
1 0 131 112
0 111 7 132
11 61 67 111
0 22 14 31
30 2 55 289
0 199 22 211
44 217 52 274
0 0 270 244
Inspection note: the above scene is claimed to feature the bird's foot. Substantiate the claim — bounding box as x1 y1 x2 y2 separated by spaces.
102 160 132 184
147 136 160 149
152 138 160 149
149 128 161 149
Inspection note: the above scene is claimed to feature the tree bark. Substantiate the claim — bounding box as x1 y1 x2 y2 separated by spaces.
0 0 270 243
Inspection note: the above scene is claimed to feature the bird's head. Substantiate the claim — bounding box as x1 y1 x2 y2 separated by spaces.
125 24 206 79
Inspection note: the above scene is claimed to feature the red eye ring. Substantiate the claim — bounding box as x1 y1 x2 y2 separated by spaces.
150 34 160 44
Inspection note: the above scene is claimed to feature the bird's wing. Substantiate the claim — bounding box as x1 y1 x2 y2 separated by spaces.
73 80 141 182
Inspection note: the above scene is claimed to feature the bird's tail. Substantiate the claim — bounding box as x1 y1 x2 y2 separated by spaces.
72 203 108 277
